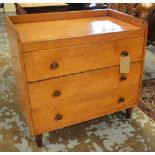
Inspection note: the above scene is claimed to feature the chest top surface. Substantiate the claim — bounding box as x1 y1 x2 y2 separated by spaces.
6 9 146 52
14 16 140 43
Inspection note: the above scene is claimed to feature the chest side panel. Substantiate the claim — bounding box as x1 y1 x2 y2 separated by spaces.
5 17 35 135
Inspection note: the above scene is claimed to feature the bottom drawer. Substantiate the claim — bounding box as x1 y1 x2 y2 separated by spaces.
28 62 142 134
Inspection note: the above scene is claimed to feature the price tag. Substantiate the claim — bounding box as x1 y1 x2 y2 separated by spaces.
120 55 130 73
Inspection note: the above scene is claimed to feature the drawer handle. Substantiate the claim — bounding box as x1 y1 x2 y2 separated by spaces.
118 97 125 103
53 90 61 97
55 114 63 121
120 74 127 81
121 51 128 57
50 62 59 70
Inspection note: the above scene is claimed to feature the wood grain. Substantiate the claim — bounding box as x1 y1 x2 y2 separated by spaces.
15 16 140 43
109 9 148 29
7 9 146 52
28 62 142 110
137 17 148 104
22 29 144 52
9 9 109 24
5 17 35 134
28 63 142 134
24 37 144 82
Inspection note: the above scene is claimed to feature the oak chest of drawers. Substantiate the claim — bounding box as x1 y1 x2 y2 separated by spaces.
6 9 147 147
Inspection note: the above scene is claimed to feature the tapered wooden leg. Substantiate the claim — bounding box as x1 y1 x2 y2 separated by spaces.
35 134 43 147
126 108 132 118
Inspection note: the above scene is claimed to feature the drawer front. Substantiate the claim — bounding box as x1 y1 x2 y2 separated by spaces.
28 62 142 134
24 37 144 82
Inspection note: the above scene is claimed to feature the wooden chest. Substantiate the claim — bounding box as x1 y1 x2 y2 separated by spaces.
6 9 147 147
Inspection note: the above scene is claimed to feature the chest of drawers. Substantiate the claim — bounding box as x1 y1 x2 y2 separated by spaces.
6 9 147 147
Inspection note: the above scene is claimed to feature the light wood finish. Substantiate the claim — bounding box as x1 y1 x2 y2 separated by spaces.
109 9 147 29
5 17 34 134
22 29 144 52
6 10 147 145
9 9 109 24
18 3 68 8
29 63 141 134
28 62 141 110
15 16 143 52
24 37 144 82
7 9 145 52
137 15 148 105
15 16 140 43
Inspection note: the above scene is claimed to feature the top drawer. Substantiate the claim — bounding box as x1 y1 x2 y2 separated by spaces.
24 37 144 82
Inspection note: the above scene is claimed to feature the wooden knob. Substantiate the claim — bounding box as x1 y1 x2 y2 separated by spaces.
120 74 127 81
50 62 59 70
121 51 128 56
118 97 125 103
55 114 63 120
53 90 61 97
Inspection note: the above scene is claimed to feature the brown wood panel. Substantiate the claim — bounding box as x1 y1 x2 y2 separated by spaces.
15 16 140 43
32 87 138 134
28 62 142 110
22 29 144 52
5 17 35 135
28 63 142 134
109 9 148 29
15 16 144 52
137 17 148 104
9 9 108 24
7 9 146 52
24 37 144 82
15 16 143 52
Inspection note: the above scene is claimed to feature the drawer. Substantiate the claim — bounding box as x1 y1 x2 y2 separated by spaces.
28 62 142 133
24 37 144 82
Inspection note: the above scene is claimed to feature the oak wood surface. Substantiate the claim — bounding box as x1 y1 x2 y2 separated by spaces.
7 9 146 52
28 63 141 134
24 37 144 82
22 29 144 52
5 17 35 134
15 16 140 43
136 16 148 105
9 9 109 24
109 9 148 29
28 62 141 110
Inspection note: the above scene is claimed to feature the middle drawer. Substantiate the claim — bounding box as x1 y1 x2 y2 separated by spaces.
24 37 144 82
28 62 142 110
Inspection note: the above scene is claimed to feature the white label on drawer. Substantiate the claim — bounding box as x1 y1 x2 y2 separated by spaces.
120 55 130 73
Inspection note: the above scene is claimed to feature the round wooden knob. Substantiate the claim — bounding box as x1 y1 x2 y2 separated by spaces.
53 90 61 97
121 51 128 56
120 74 127 81
118 97 125 103
55 114 63 120
50 62 59 70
